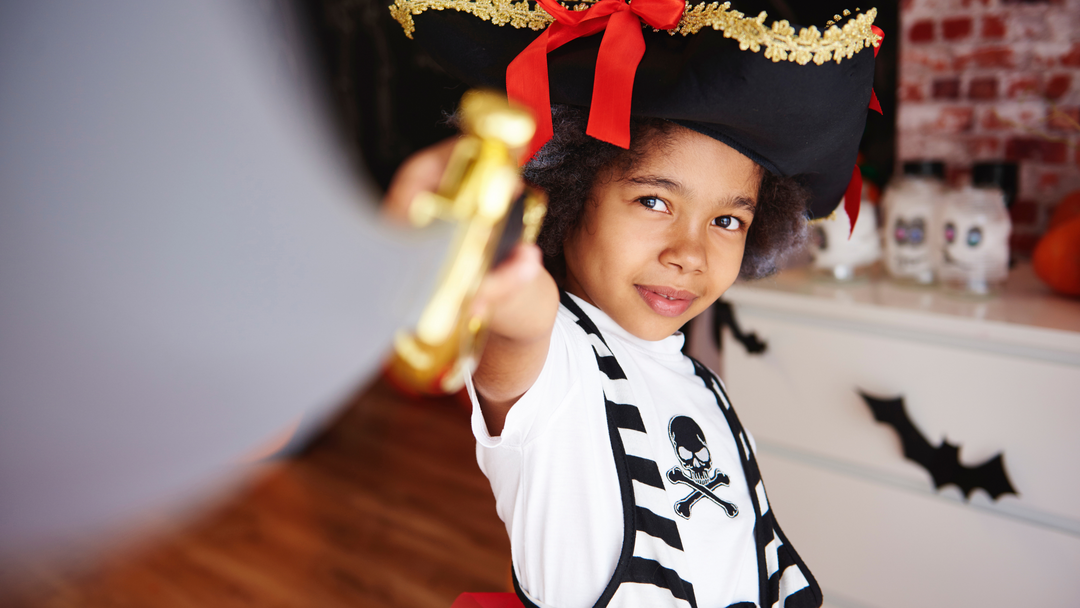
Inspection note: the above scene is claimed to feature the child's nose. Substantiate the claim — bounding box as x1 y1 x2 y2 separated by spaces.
659 228 707 273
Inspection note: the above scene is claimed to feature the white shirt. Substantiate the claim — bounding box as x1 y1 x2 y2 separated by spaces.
467 295 759 608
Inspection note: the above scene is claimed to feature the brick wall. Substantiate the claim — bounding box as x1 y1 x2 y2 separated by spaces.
897 0 1080 254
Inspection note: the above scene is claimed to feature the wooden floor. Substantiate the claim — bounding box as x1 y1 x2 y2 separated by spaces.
2 378 512 608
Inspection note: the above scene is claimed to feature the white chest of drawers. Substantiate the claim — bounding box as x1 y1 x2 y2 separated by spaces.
719 264 1080 608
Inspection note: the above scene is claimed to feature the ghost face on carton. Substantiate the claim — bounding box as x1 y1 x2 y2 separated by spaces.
810 192 881 280
939 186 1011 293
882 177 941 284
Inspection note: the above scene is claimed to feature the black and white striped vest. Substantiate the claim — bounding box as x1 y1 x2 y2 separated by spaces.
513 293 822 608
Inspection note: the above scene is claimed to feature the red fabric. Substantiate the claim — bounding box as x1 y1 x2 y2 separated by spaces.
868 88 881 114
843 24 885 235
506 0 684 161
450 592 526 608
868 25 884 115
843 165 863 237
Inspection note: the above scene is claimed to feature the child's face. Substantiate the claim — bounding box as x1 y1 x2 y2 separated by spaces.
563 126 760 341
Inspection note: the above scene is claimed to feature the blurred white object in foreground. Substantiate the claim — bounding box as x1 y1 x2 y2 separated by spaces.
0 1 447 562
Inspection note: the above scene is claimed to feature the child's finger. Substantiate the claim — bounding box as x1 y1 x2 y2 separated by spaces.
382 137 459 222
471 243 543 319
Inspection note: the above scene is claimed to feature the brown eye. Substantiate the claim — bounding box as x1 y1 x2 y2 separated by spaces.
713 216 741 231
638 196 669 213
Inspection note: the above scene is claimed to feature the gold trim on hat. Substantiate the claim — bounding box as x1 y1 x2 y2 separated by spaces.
389 0 879 66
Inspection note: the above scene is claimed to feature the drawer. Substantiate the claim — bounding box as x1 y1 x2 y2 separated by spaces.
757 453 1080 608
719 299 1080 607
723 311 1080 522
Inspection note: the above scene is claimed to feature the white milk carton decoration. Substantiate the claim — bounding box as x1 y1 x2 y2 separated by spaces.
939 184 1011 295
881 161 946 285
810 183 882 281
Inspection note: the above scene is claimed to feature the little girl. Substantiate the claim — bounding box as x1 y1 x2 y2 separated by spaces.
389 2 881 606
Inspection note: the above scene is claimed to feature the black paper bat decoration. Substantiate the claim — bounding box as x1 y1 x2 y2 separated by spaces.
711 300 767 354
860 391 1017 500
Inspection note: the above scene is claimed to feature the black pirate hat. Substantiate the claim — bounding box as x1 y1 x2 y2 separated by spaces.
390 0 882 221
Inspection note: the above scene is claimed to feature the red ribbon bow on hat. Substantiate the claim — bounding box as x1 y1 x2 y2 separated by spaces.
843 24 885 236
506 0 685 162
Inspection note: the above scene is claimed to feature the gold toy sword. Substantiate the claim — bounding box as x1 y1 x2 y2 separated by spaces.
386 90 547 395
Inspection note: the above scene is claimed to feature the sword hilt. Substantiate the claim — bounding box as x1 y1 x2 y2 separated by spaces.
386 90 548 395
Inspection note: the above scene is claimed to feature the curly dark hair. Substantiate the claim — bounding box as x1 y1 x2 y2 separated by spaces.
523 105 809 280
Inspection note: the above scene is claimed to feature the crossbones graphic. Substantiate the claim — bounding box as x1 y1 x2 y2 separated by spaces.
667 467 738 519
667 415 738 519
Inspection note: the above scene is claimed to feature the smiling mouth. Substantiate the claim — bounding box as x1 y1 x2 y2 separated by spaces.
635 285 697 317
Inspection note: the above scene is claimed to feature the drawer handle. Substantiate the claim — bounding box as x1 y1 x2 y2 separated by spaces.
860 391 1018 501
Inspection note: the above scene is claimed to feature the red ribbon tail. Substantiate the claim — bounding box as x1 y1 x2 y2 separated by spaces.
585 9 644 148
844 165 862 238
505 0 683 158
868 88 882 114
521 116 553 164
867 25 884 115
507 30 556 163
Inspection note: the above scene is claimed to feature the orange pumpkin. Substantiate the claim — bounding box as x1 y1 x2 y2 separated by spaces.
1048 189 1080 232
1033 215 1080 297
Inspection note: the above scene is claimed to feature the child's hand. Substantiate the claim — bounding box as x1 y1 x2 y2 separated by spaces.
382 138 548 334
472 242 543 330
382 137 459 223
383 139 557 433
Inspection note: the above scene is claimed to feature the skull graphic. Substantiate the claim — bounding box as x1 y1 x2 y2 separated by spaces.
881 176 943 284
668 416 712 481
809 192 881 281
939 185 1011 293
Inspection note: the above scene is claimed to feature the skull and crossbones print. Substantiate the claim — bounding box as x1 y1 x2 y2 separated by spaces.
666 415 738 519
